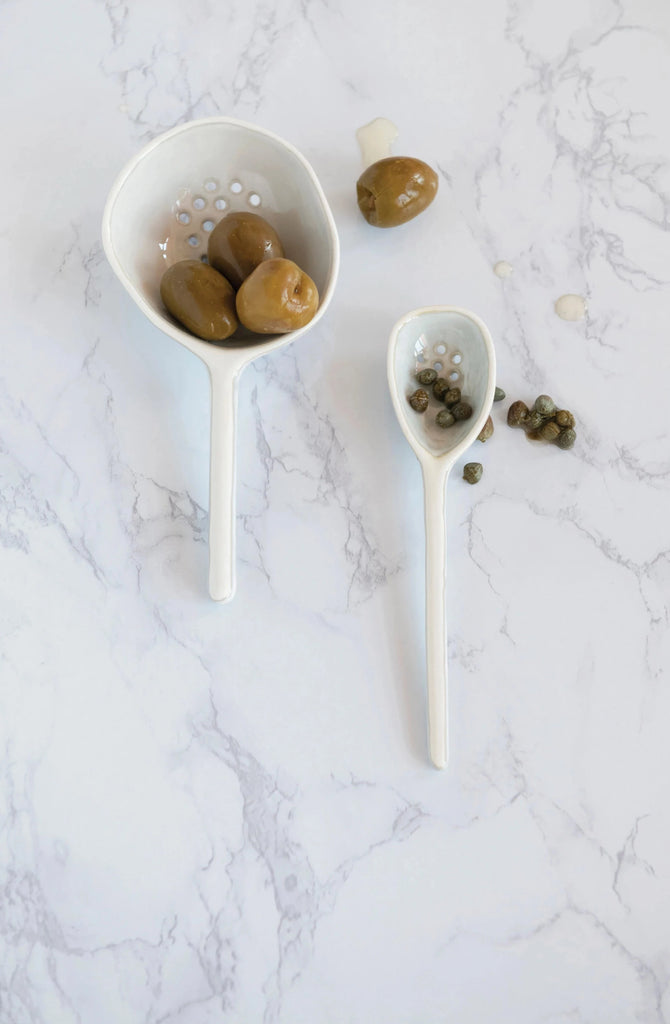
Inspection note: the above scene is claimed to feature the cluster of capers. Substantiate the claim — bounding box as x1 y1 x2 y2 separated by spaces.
408 375 508 485
408 366 474 428
160 212 319 342
507 394 576 450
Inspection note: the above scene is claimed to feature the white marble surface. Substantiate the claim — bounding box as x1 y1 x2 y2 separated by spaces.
2 0 670 1020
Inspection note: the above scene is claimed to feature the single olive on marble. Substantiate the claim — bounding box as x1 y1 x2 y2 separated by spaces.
160 259 238 341
208 212 284 289
356 156 438 227
236 258 319 334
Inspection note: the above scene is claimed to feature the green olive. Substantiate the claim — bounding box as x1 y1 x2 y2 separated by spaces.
160 259 238 341
356 156 438 228
236 258 319 334
207 212 284 289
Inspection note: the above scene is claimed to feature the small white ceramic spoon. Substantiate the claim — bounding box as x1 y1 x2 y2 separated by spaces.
387 306 496 768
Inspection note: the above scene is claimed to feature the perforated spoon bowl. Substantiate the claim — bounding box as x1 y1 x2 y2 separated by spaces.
388 306 496 768
102 117 340 600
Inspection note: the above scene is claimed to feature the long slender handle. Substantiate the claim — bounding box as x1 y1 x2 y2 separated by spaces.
208 363 240 602
422 463 450 768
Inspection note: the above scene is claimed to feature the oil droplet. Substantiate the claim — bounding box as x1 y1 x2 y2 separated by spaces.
554 293 587 321
356 117 399 168
493 260 513 278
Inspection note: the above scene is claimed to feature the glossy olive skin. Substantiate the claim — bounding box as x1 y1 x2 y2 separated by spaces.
236 258 319 334
356 156 438 227
207 212 284 289
160 260 238 341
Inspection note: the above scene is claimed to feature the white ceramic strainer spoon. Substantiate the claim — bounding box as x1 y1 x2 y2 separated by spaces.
388 306 496 768
102 117 339 601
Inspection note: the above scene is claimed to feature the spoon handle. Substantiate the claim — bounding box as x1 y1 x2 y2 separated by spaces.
422 463 450 769
208 363 240 602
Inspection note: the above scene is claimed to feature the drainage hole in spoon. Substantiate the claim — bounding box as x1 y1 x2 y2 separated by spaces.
230 180 243 194
248 192 261 207
193 196 206 210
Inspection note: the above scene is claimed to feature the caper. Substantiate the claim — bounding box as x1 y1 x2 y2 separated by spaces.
477 415 494 442
444 387 461 407
433 377 449 401
463 462 483 485
534 394 556 417
409 388 430 412
556 427 576 450
527 429 543 441
451 401 473 421
417 367 438 386
436 409 455 429
540 420 561 442
507 400 529 427
555 409 575 429
494 386 506 402
526 410 544 432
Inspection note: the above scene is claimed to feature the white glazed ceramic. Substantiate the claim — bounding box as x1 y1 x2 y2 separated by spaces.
388 307 496 768
102 117 340 601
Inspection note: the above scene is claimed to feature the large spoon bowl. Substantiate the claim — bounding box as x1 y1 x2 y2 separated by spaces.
102 117 340 600
388 306 496 767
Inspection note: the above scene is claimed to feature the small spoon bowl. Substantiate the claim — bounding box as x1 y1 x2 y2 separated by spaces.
389 306 495 462
388 306 496 767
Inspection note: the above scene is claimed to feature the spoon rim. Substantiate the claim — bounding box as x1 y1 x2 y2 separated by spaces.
102 116 341 371
387 304 496 467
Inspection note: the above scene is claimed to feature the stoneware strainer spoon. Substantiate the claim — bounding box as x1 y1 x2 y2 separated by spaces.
102 117 340 601
388 306 496 768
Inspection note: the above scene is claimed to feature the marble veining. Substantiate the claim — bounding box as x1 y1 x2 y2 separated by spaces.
2 0 670 1021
